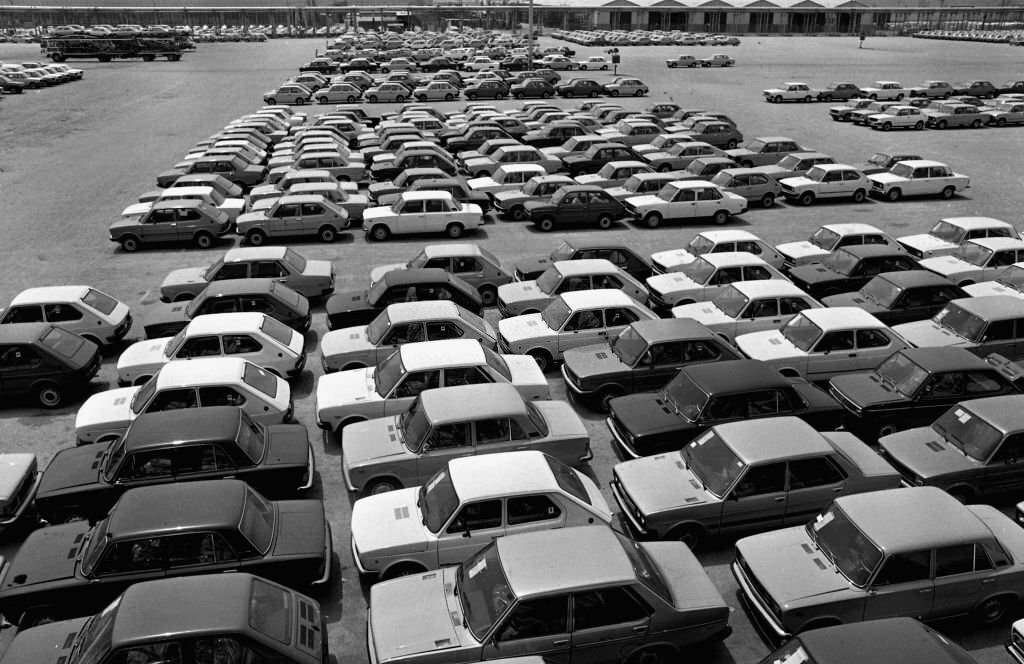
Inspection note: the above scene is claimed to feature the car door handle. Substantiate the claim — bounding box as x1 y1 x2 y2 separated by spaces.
632 625 647 633
919 588 933 594
552 640 568 647
774 496 785 502
771 319 781 323
982 578 996 584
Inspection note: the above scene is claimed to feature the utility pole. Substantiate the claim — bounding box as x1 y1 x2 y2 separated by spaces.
527 0 534 67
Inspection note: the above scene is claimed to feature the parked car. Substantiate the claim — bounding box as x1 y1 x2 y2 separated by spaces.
867 105 927 130
651 230 786 274
625 180 748 228
350 451 612 579
707 168 781 207
924 101 990 129
647 253 785 310
109 199 233 252
509 77 555 99
918 237 1024 286
262 83 312 105
525 184 629 232
965 262 1024 298
671 280 822 343
822 270 968 326
363 191 483 241
700 53 735 67
789 245 920 299
316 82 363 104
0 453 38 532
908 80 955 99
234 194 349 245
817 82 864 101
605 77 649 97
556 77 607 98
776 223 903 271
0 480 329 626
868 159 970 201
763 81 816 103
733 486 1024 640
498 259 647 317
894 295 1024 362
725 136 805 168
898 216 1017 260
490 174 574 220
0 323 100 409
342 383 591 495
859 151 924 175
666 54 699 68
0 286 130 350
861 80 907 100
369 244 511 307
612 416 900 548
514 240 652 283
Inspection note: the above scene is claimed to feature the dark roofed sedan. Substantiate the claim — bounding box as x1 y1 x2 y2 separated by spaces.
822 270 968 326
525 185 628 232
514 240 653 282
789 245 920 300
0 479 330 627
606 359 843 458
33 406 314 524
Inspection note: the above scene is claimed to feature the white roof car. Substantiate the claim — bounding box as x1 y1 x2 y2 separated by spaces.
314 338 549 434
74 357 291 444
651 230 786 273
497 259 649 317
775 223 897 269
964 262 1024 298
646 252 785 309
918 237 1024 286
467 164 549 195
867 159 970 201
349 450 612 579
0 453 39 530
116 312 305 387
898 216 1017 259
2 285 131 348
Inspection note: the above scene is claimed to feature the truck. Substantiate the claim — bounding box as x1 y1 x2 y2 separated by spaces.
42 34 184 62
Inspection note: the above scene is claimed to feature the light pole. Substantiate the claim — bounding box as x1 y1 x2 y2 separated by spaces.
527 0 534 67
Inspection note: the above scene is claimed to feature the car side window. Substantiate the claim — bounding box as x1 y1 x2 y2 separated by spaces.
166 532 236 567
193 637 264 664
964 371 1003 394
856 329 891 349
604 308 640 328
104 537 165 574
644 343 681 365
573 587 650 630
991 434 1024 463
874 550 932 585
385 323 425 345
0 345 42 369
43 304 83 322
108 642 182 664
593 274 622 290
746 390 782 416
177 336 221 358
424 423 470 451
475 418 512 444
214 263 250 280
684 341 723 362
507 495 562 525
935 544 975 577
124 450 174 479
2 306 44 323
788 457 847 489
392 370 440 398
982 320 1015 342
252 261 287 278
557 276 592 294
746 299 779 318
564 310 603 331
743 266 774 281
816 331 855 352
444 366 492 388
223 335 262 355
425 321 464 340
921 372 965 398
447 500 502 533
272 203 300 219
202 298 240 314
198 386 247 407
712 268 743 285
497 596 569 642
148 388 198 412
732 462 786 497
175 444 234 474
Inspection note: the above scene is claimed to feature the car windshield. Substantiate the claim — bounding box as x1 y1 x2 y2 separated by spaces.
805 167 828 182
610 326 648 366
236 412 267 462
130 375 158 415
782 314 822 352
661 374 707 421
954 243 993 267
483 347 511 380
932 403 1003 461
550 241 575 261
711 286 749 318
374 351 406 396
406 249 430 269
682 430 745 498
681 258 716 285
399 397 432 452
687 234 715 255
521 178 541 195
269 282 302 308
535 267 561 294
243 363 278 399
38 325 86 358
281 248 306 273
999 266 1024 290
540 297 572 330
164 327 188 359
239 486 275 554
808 227 841 251
260 316 295 347
746 139 766 152
890 163 915 178
419 468 460 533
102 437 128 482
776 154 800 169
549 188 569 205
458 542 515 640
656 186 678 202
760 641 815 664
867 153 892 166
248 578 292 644
806 504 882 588
545 455 590 504
929 220 967 244
69 594 122 664
875 351 928 397
710 171 731 187
622 175 643 192
366 310 392 344
81 289 118 315
823 249 858 276
860 276 902 307
933 303 986 341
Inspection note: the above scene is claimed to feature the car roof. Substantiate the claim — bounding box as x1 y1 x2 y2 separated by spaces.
666 179 719 190
398 338 486 371
449 451 561 499
630 317 717 344
276 194 327 205
155 356 247 389
836 486 991 550
222 247 290 263
798 617 975 664
798 306 886 330
199 277 280 298
383 301 462 324
402 190 455 201
0 453 36 502
10 285 91 305
896 159 948 168
497 525 634 597
693 251 769 268
380 268 460 287
832 244 907 259
123 406 247 453
874 270 953 289
419 383 526 422
953 294 1024 318
716 417 830 463
560 288 637 309
686 359 788 391
732 279 810 298
896 346 995 374
939 216 1013 230
497 164 547 174
751 136 796 143
552 259 619 276
958 395 1024 433
964 236 1024 250
820 223 884 235
107 479 249 540
185 312 270 336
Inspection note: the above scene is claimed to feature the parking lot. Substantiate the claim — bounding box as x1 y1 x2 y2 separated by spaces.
1 32 1024 663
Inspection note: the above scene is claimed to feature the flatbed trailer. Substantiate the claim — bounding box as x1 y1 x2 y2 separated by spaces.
42 35 184 62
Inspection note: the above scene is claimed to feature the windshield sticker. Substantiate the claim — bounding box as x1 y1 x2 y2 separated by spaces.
467 556 487 579
813 511 834 531
693 431 713 446
955 408 971 424
426 472 446 493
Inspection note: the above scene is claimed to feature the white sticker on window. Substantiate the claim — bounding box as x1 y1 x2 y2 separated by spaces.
813 511 834 531
693 431 713 446
955 408 971 424
467 557 487 579
426 471 447 493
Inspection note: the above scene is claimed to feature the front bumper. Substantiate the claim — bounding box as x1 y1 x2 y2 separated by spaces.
731 558 790 643
606 416 642 459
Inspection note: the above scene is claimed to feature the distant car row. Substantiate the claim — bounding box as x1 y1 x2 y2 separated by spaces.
0 60 82 92
765 78 1024 102
826 95 1024 130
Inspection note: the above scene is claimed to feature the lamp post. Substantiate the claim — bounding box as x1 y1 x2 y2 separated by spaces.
527 0 534 67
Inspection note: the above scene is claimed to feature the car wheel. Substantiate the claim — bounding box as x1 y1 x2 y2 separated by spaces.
478 286 498 307
416 95 426 102
193 231 213 249
475 170 490 178
246 229 267 246
445 222 465 239
819 94 831 101
597 386 623 413
941 186 956 199
644 212 662 229
760 192 775 207
365 478 401 496
369 224 390 241
896 93 904 100
936 119 948 129
35 382 64 409
601 65 608 71
609 89 619 97
773 95 782 103
797 191 815 206
294 97 305 105
318 96 328 104
382 562 427 580
510 205 527 221
466 92 477 100
395 94 405 103
119 235 141 252
668 62 677 68
347 95 356 103
712 210 730 224
625 645 675 664
527 349 553 373
667 524 704 550
971 119 983 128
318 225 337 243
657 163 673 173
976 596 1013 625
542 91 552 99
725 139 738 149
596 213 614 230
589 90 599 97
997 117 1007 127
915 121 925 130
868 93 878 100
563 90 573 98
537 216 556 232
444 93 454 101
367 94 378 103
882 121 892 131
886 188 902 202
803 95 812 103
266 97 276 105
634 89 645 97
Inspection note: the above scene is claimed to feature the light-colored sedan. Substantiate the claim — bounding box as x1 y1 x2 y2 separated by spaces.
363 191 484 241
315 82 363 104
898 216 1017 260
235 194 350 245
498 259 648 317
646 252 786 309
350 450 612 579
605 77 649 97
413 80 460 102
868 159 970 201
650 229 786 273
672 279 822 343
363 82 414 103
918 237 1024 286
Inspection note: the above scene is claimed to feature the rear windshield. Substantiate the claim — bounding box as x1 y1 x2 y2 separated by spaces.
81 289 118 316
239 486 275 554
39 325 86 358
249 578 292 644
545 455 590 504
269 282 302 308
243 363 279 399
260 316 295 347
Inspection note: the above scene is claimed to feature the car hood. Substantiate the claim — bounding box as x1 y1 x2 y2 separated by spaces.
351 487 430 555
562 344 630 382
467 176 499 190
610 393 688 438
898 234 956 257
891 320 969 349
624 194 662 208
326 288 372 316
320 326 376 359
828 373 906 411
616 453 714 514
879 427 980 480
74 387 138 436
918 255 972 278
737 527 852 606
869 172 906 185
671 302 731 325
369 566 465 662
35 445 105 499
647 272 701 298
160 267 208 290
776 241 829 263
574 173 605 186
780 175 815 188
369 263 407 286
316 368 382 411
272 500 326 557
498 314 551 345
514 256 550 277
819 293 883 314
342 416 412 466
789 263 843 286
0 616 91 664
498 280 545 304
364 207 396 222
116 338 171 372
3 522 90 590
736 330 805 362
121 201 152 217
142 300 190 328
492 189 527 205
650 248 696 272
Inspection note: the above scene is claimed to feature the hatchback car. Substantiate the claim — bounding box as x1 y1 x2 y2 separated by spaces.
0 323 101 409
822 270 969 325
369 244 512 308
1 286 131 349
109 199 233 252
235 194 350 245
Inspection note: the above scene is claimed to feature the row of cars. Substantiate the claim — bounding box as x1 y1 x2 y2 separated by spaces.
914 28 1024 44
827 95 1024 130
765 78 1024 102
0 60 82 93
552 27 741 47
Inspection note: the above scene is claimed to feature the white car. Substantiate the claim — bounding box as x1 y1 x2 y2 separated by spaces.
867 105 927 130
605 78 649 97
623 179 748 228
671 279 823 344
497 289 658 372
763 82 816 103
497 259 648 317
363 191 483 241
964 262 1024 298
918 237 1024 286
349 450 612 579
468 164 548 195
412 81 460 102
74 357 291 445
650 230 786 273
0 286 132 349
124 186 246 224
779 164 870 205
115 312 305 386
461 145 561 178
735 307 910 382
860 80 906 100
314 338 548 434
898 216 1018 260
575 160 653 189
868 159 971 202
576 55 610 70
776 223 902 270
646 252 786 309
463 56 500 72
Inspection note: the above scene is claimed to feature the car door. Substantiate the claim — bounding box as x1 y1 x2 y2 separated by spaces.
569 587 651 664
930 543 994 618
783 455 848 525
819 169 846 198
978 319 1022 361
717 461 788 535
481 594 571 664
806 331 855 381
863 550 934 621
503 493 569 538
164 531 240 577
557 309 606 354
386 370 441 415
269 202 300 237
299 201 326 233
89 536 168 588
0 344 45 397
141 207 179 244
437 499 504 567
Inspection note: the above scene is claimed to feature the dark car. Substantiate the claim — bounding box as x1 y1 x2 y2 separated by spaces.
953 80 998 98
998 79 1024 94
519 121 589 149
562 318 741 411
156 155 266 190
511 78 556 99
816 82 864 101
462 79 509 100
0 479 330 627
299 58 339 74
325 268 482 330
822 270 969 325
366 167 449 205
829 347 1023 441
33 406 314 524
0 573 327 664
339 57 379 73
563 143 645 178
0 73 27 93
0 323 100 409
420 56 457 72
859 151 924 175
444 127 514 154
369 150 458 183
788 245 920 299
524 184 629 232
142 279 311 339
515 240 653 282
606 359 843 458
556 77 607 98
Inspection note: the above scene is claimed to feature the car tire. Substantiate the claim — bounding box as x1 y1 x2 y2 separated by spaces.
657 163 672 173
798 191 815 206
971 119 983 128
479 286 498 307
246 229 267 246
193 231 214 249
35 382 64 409
609 89 619 97
119 235 141 252
318 96 328 104
318 226 337 243
635 89 645 97
896 93 904 100
881 122 892 131
466 92 477 100
368 94 378 103
445 222 465 238
563 90 573 97
589 90 599 98
542 91 552 99
510 205 527 221
668 62 677 68
941 186 956 199
369 224 390 241
852 189 866 203
597 386 623 413
868 93 878 100
936 119 948 129
537 217 555 232
382 562 427 580
915 121 925 129
265 97 276 105
527 349 553 373
667 524 704 550
803 95 812 103
644 212 662 229
760 192 775 207
996 117 1007 127
725 139 738 149
294 97 305 105
347 95 356 103
596 213 614 230
975 596 1013 625
712 210 730 225
444 93 454 101
365 478 401 496
886 188 902 202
